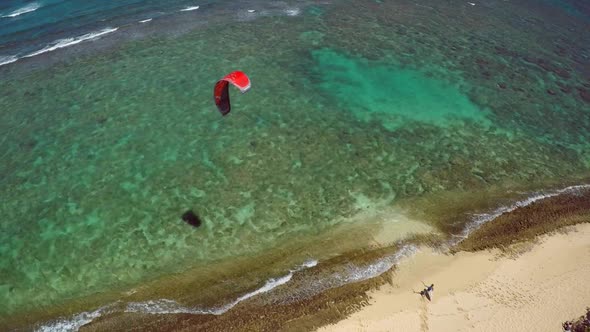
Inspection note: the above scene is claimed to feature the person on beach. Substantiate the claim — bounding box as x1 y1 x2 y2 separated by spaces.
414 283 434 301
414 289 429 301
425 284 434 301
420 288 432 301
422 282 434 299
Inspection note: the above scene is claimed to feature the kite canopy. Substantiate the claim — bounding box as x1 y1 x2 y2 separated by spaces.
214 70 251 116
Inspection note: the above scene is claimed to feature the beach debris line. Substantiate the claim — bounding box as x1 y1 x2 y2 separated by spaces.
181 210 202 228
213 71 251 116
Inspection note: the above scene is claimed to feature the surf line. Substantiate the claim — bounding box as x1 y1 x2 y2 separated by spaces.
125 259 318 315
24 27 119 58
0 55 18 66
452 183 590 244
35 260 317 331
1 2 41 18
0 27 119 68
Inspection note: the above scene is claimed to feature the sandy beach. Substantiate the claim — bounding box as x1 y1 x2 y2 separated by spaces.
319 223 590 332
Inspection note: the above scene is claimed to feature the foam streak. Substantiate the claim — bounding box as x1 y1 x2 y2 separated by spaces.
454 184 590 243
180 6 200 12
0 55 18 66
1 3 41 18
24 28 118 58
126 259 318 315
35 303 120 332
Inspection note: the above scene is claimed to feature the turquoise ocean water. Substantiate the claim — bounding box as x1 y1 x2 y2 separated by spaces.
1 0 589 329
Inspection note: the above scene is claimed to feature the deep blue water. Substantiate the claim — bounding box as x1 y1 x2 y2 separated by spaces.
1 0 588 66
0 0 207 59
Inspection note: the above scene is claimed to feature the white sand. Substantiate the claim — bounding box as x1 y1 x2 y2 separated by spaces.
319 223 590 332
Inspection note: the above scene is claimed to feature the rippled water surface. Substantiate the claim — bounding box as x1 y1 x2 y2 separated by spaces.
0 0 589 328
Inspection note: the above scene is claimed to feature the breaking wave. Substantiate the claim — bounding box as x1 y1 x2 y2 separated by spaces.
24 27 118 58
126 259 318 315
34 303 121 332
1 2 41 18
0 27 118 68
180 6 200 12
0 55 18 66
452 184 590 244
31 184 590 331
34 260 318 331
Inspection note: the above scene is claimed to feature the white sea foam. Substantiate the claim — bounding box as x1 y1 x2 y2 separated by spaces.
180 6 200 12
0 55 18 66
35 303 120 332
284 8 301 16
1 2 41 18
335 245 417 284
23 27 118 58
278 245 418 303
139 18 153 23
29 184 590 331
452 184 590 244
34 260 317 331
126 259 318 315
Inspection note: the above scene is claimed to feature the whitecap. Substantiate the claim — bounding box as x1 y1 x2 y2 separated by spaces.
180 6 200 12
33 260 317 331
126 259 318 315
139 18 153 23
276 245 418 303
35 303 120 332
284 8 301 16
0 55 19 67
1 2 41 18
335 245 417 284
23 27 118 58
452 184 590 244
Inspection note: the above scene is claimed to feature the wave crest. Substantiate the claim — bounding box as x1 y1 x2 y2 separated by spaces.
1 2 41 18
24 27 118 58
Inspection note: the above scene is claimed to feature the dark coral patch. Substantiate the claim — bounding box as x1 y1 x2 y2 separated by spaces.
181 210 202 228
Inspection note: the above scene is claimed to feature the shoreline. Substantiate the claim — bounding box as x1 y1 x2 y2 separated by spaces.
2 204 435 331
4 184 589 331
15 186 590 331
319 223 590 332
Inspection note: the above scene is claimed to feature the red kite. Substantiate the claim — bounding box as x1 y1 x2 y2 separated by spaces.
213 71 251 116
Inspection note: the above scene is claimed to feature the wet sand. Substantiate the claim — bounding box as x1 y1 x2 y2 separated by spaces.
319 223 590 332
